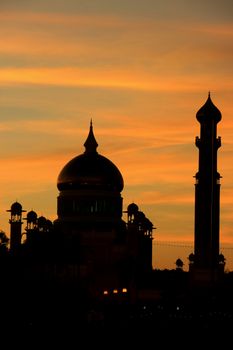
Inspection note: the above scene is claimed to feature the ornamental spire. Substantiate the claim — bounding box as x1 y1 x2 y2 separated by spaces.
84 119 98 153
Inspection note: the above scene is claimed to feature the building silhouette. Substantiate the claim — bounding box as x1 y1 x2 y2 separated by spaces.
4 121 154 303
53 120 154 296
1 95 233 336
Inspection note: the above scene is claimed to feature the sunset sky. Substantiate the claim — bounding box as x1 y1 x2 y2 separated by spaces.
0 0 233 270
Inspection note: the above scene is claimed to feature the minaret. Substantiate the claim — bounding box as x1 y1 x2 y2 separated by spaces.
191 94 223 283
7 202 26 254
25 210 38 243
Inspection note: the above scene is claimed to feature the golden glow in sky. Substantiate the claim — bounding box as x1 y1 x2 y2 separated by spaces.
0 0 233 270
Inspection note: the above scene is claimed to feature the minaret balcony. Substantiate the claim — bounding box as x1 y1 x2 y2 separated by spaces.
194 173 199 184
216 137 221 149
195 136 201 148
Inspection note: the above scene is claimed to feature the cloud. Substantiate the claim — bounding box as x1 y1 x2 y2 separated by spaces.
0 11 232 76
0 66 232 93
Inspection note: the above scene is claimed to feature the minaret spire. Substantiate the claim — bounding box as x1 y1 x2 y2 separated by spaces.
84 120 98 153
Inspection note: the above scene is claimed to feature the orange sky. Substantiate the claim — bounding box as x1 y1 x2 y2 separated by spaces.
0 1 233 270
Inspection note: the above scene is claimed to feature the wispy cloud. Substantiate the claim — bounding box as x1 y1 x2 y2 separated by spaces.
1 67 233 92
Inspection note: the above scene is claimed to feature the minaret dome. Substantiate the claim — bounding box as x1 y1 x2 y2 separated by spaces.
196 93 222 123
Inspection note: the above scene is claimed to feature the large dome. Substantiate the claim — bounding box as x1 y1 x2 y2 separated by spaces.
57 152 124 191
57 122 124 192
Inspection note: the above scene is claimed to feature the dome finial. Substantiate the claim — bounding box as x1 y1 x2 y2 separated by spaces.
208 91 211 98
84 119 98 153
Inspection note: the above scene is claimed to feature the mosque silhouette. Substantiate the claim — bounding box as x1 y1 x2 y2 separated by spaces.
1 95 233 334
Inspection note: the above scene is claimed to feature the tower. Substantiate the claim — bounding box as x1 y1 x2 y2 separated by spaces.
25 210 38 244
7 201 26 253
126 203 154 274
191 94 223 283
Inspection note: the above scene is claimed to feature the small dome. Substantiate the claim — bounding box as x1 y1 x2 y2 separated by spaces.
38 216 47 227
136 211 146 222
196 93 222 123
27 210 37 222
10 202 22 214
144 218 153 230
57 122 124 192
127 203 139 215
46 219 53 227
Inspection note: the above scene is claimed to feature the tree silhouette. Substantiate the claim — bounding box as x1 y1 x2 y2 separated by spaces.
218 253 226 266
0 230 9 256
175 258 184 271
188 253 195 265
